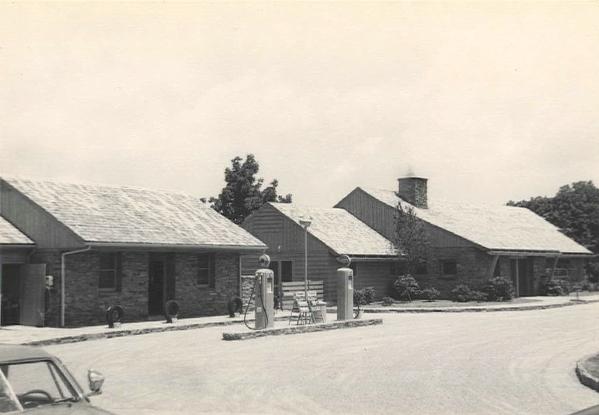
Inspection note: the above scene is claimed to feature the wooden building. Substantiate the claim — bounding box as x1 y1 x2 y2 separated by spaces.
241 203 400 303
335 176 593 297
0 177 266 327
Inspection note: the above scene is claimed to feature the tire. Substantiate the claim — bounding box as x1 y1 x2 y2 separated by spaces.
227 296 243 317
164 300 180 323
106 305 124 328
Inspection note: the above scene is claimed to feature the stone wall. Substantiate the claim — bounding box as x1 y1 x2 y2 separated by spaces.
32 250 241 327
414 247 492 298
417 251 589 298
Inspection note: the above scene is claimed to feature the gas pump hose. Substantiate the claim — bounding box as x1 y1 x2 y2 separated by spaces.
243 278 269 330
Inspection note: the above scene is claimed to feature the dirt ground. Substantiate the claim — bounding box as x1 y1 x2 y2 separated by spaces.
48 303 599 415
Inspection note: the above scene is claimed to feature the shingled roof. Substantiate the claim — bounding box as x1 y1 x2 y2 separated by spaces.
0 216 33 246
3 177 266 250
361 187 591 255
269 203 398 257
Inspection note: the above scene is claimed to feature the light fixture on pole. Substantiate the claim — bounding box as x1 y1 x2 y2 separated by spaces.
298 217 312 301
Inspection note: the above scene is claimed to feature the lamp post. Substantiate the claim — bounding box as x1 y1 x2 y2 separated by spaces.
298 217 312 301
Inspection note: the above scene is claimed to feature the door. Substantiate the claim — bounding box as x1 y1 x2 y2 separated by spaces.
19 264 46 327
511 258 533 297
148 260 165 315
1 264 21 325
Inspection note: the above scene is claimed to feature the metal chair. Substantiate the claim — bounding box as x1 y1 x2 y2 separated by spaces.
289 293 314 325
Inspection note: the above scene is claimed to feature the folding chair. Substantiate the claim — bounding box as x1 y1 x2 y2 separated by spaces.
307 291 327 323
289 293 314 325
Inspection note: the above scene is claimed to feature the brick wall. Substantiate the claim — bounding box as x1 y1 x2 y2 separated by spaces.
32 250 241 327
174 252 240 316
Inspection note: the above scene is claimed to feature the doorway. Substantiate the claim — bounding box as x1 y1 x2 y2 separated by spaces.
148 260 165 315
1 265 21 325
511 258 534 297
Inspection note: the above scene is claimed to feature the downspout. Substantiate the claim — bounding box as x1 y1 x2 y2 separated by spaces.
61 246 91 327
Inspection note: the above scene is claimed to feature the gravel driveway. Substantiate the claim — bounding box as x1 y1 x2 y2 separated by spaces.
48 303 599 414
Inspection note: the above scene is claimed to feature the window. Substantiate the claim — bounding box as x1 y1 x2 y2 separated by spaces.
99 253 119 290
4 360 77 407
350 262 358 277
197 254 216 288
281 261 293 282
415 262 427 275
390 262 407 276
441 260 458 275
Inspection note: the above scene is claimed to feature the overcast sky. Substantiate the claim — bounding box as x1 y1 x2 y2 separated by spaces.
1 2 598 207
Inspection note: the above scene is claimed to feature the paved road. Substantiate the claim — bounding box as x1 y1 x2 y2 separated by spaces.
48 303 599 414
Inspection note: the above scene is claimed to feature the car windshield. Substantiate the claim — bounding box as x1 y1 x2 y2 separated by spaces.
0 360 79 412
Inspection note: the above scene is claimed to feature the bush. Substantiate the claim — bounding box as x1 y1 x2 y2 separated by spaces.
419 287 440 301
587 262 599 283
451 284 487 302
354 287 376 305
393 275 421 301
483 277 515 301
540 278 570 296
382 296 394 306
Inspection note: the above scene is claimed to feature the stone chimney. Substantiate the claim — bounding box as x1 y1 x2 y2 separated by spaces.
397 176 428 208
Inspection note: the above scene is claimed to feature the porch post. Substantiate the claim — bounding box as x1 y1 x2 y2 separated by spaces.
551 254 560 278
487 255 499 279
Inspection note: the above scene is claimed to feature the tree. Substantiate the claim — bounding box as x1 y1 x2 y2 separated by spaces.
208 154 292 224
392 201 429 275
507 181 599 253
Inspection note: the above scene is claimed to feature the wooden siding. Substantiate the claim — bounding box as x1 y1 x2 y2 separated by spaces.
0 180 84 249
0 248 32 264
335 188 396 241
336 187 477 249
242 204 350 303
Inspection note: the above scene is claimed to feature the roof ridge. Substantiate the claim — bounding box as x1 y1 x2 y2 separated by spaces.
2 175 201 200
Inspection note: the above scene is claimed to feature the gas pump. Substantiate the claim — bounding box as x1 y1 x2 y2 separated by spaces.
336 255 354 321
243 254 275 330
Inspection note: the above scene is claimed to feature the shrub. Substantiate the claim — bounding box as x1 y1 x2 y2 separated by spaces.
483 277 515 301
451 284 487 302
419 287 440 301
393 275 421 301
540 278 570 296
581 281 599 291
382 296 394 306
354 287 376 305
587 262 599 283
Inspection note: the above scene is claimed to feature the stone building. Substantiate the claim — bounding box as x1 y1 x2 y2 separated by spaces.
335 176 593 298
0 177 265 327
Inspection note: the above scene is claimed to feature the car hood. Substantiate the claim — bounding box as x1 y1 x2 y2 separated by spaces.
23 402 115 415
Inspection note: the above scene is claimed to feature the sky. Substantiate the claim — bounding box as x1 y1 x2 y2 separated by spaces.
1 2 598 208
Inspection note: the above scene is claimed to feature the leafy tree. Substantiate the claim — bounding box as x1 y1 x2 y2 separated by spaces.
208 154 292 224
392 201 429 275
507 181 599 253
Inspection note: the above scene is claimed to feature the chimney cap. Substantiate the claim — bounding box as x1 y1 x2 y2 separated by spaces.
398 176 428 181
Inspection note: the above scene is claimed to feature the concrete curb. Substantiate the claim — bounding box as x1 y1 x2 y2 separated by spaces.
576 354 599 392
222 318 383 341
21 315 290 347
359 299 599 314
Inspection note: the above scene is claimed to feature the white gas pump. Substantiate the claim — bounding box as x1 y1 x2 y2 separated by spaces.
336 255 354 321
243 254 275 330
